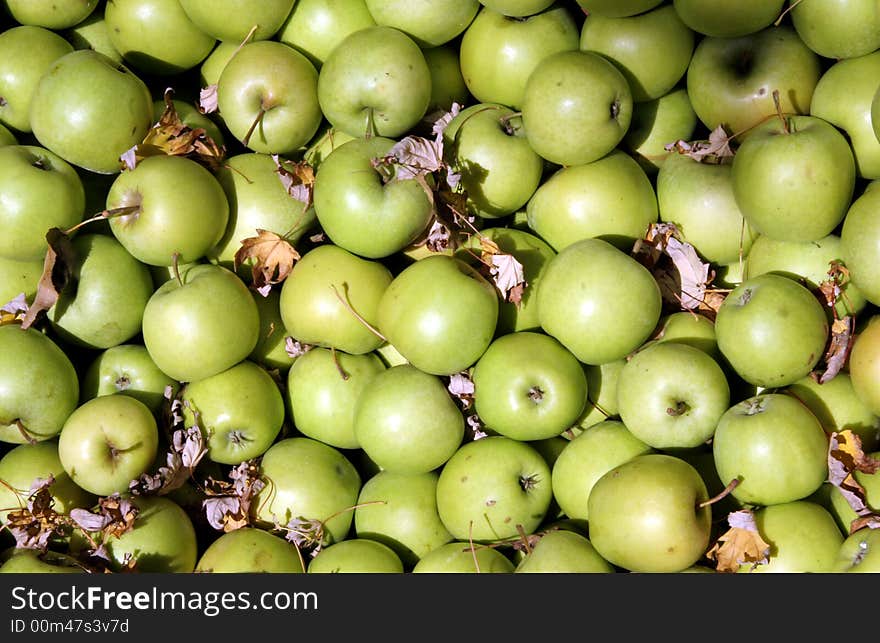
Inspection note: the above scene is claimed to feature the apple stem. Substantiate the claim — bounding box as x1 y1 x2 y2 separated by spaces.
515 524 532 555
13 420 37 445
242 106 267 148
364 107 378 140
63 205 141 236
773 0 804 26
330 347 350 381
666 401 690 417
498 111 523 136
329 283 387 342
698 478 740 509
528 386 544 403
171 252 183 287
772 89 791 134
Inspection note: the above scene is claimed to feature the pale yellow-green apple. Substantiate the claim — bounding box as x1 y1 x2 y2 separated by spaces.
575 0 664 18
0 255 40 304
646 310 719 359
848 315 880 415
514 529 615 573
29 49 154 174
308 538 404 573
521 49 633 167
579 4 694 103
0 548 84 573
841 180 880 305
686 25 821 138
104 0 216 76
247 289 294 373
712 393 829 507
790 0 880 60
477 0 554 17
0 123 15 146
835 528 880 572
525 149 657 253
422 44 471 113
672 0 785 37
0 25 73 133
571 359 626 434
177 0 295 42
536 237 662 365
364 0 479 48
63 10 123 64
216 40 322 155
2 0 99 29
622 87 698 175
276 0 376 69
196 527 305 573
458 4 579 110
57 394 159 496
0 325 79 444
411 541 515 573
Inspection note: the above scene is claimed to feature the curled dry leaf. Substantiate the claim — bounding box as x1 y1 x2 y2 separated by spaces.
3 475 69 551
705 508 771 573
0 292 28 326
278 516 326 558
20 227 76 330
129 424 208 497
202 460 265 533
198 84 219 114
272 154 315 209
478 235 527 306
233 229 301 296
827 429 880 534
665 124 736 164
69 493 139 541
446 371 475 410
284 337 313 358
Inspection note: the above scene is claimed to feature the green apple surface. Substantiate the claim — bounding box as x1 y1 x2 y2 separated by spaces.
316 26 431 138
514 529 614 573
353 364 464 474
713 393 829 507
714 273 829 388
0 548 84 573
571 359 626 434
849 315 880 415
354 470 453 568
286 347 386 450
478 0 554 17
458 4 579 110
587 453 712 573
0 123 15 146
104 0 216 76
672 0 785 37
551 419 652 522
276 0 376 69
622 87 698 175
827 449 880 534
364 0 479 48
579 4 694 103
29 49 154 174
177 0 295 42
841 180 880 305
525 149 658 252
217 40 322 155
423 44 470 113
835 527 880 572
247 289 295 373
521 49 633 167
731 114 855 243
472 331 588 441
195 527 305 573
63 11 123 64
410 541 514 573
308 539 404 573
0 144 85 262
0 325 79 444
790 0 880 60
57 394 159 496
2 0 99 29
0 25 73 133
279 243 392 355
536 237 662 365
377 254 499 376
0 256 41 304
435 436 553 542
141 263 260 383
647 311 719 359
180 360 285 464
575 0 664 18
311 136 434 259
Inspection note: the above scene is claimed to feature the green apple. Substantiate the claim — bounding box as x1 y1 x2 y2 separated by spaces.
2 0 99 29
279 243 393 355
107 154 229 266
442 102 544 220
672 0 785 37
308 538 404 573
647 310 719 359
410 541 514 573
0 25 73 133
80 343 180 415
152 97 225 148
617 341 730 450
521 49 633 167
790 0 880 60
0 144 85 262
47 233 154 350
254 436 361 545
180 359 285 464
286 346 386 450
195 527 305 573
656 151 755 266
827 449 880 534
587 453 712 573
217 40 322 155
686 25 821 138
423 44 470 113
276 0 376 69
364 0 479 48
57 394 159 496
575 0 664 18
841 180 880 305
0 123 15 146
353 364 464 474
579 4 695 103
737 500 843 573
514 529 614 573
63 10 123 64
248 289 296 373
0 548 84 573
745 233 867 319
477 0 554 17
713 393 829 507
29 49 154 174
835 527 880 572
622 87 698 175
849 315 880 415
571 359 626 434
472 331 587 442
536 237 662 365
141 263 260 383
458 4 579 110
551 419 652 522
435 435 553 542
0 439 95 525
178 0 296 42
525 149 658 253
208 152 316 276
353 469 453 568
311 136 434 259
99 495 199 573
377 254 499 376
199 40 238 87
104 0 217 76
810 50 880 179
0 325 79 444
731 114 856 243
714 273 829 388
316 25 431 138
0 255 41 304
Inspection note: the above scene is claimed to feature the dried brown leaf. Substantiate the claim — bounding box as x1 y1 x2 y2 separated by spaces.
1 293 28 326
233 229 301 295
20 228 75 330
665 125 736 163
272 154 315 208
202 460 265 533
828 429 880 533
705 509 771 573
198 84 219 114
129 424 208 496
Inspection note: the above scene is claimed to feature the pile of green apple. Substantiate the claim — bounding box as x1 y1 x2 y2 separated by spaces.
2 0 880 575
